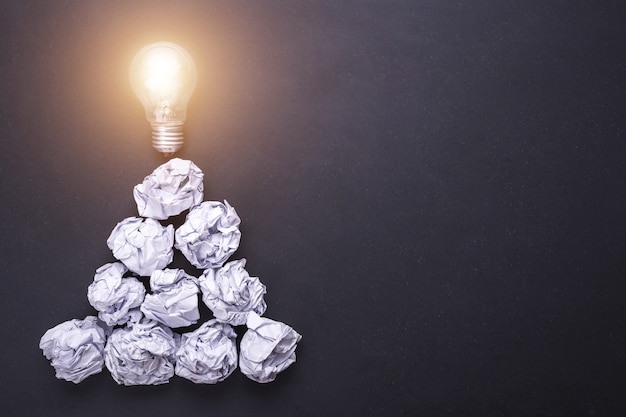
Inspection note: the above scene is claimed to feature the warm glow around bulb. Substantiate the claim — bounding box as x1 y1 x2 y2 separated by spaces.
129 42 197 156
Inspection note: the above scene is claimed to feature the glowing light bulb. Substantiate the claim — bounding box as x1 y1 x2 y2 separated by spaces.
129 42 197 156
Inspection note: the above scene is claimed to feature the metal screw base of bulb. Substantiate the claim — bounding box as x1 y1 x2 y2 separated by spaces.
151 122 184 157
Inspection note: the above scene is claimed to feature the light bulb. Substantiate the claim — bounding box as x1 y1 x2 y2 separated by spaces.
129 42 197 156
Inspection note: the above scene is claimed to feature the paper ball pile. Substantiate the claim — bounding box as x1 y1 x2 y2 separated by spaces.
39 158 301 385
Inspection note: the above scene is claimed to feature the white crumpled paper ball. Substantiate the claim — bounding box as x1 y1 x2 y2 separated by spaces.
133 158 204 220
175 201 241 269
87 262 145 326
107 217 174 276
141 269 200 328
104 319 179 386
39 316 107 384
239 312 302 383
175 319 238 384
199 259 267 326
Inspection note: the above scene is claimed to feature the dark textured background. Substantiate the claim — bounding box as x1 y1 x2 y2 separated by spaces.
1 1 625 416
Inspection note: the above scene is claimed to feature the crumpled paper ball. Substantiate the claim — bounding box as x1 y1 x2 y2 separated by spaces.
239 312 302 383
107 217 174 276
104 319 179 386
87 262 145 326
199 259 267 326
141 269 200 328
175 319 238 384
175 201 241 269
133 158 204 220
39 316 107 383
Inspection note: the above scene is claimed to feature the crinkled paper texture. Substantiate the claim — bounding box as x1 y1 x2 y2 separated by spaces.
199 259 267 326
134 158 204 220
239 312 301 383
39 316 107 383
175 319 237 384
107 217 174 276
87 262 145 326
141 269 200 328
175 201 241 269
104 320 179 386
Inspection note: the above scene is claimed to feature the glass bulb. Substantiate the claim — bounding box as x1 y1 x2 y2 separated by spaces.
129 42 197 156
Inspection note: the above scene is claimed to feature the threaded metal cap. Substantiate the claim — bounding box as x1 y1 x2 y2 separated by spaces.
151 122 184 156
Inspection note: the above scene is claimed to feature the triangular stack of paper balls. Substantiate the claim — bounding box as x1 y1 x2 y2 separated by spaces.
39 158 301 385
